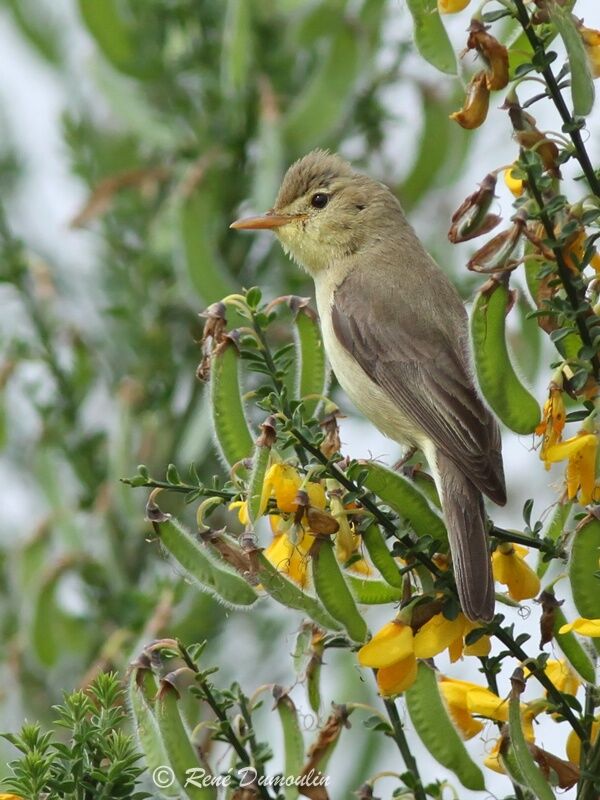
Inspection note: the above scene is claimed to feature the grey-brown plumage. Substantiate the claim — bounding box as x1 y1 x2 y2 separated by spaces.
231 149 506 621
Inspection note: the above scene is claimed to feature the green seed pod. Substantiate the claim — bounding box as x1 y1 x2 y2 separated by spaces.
181 186 237 306
210 336 254 469
293 302 328 417
508 678 556 800
405 663 485 791
78 0 156 78
405 465 442 509
311 538 368 643
307 652 322 714
360 522 403 588
551 5 595 117
246 417 276 523
153 514 258 608
498 737 528 788
282 25 360 154
155 684 216 800
128 670 180 799
553 604 596 684
406 0 457 75
251 550 342 631
569 517 600 644
471 278 540 435
348 461 447 549
220 0 252 97
273 688 305 800
347 575 404 605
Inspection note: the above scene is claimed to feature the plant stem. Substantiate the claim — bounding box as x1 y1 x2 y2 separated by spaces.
512 0 600 198
492 525 563 557
492 623 587 741
382 697 427 800
290 426 441 576
120 476 235 499
522 158 600 381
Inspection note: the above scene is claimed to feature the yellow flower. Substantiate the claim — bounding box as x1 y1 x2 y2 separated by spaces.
462 619 492 658
559 617 600 637
438 0 470 12
439 677 486 739
229 500 250 525
263 529 314 587
359 610 489 698
260 464 303 513
376 655 419 696
492 543 541 601
504 166 524 197
330 495 372 575
566 717 600 764
545 659 580 696
0 795 26 800
358 620 414 668
545 431 598 505
412 612 466 658
562 229 600 274
580 24 600 78
536 383 566 466
439 677 509 739
484 737 505 774
357 619 417 696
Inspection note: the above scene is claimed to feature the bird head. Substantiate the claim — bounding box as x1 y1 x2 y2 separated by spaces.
231 149 399 275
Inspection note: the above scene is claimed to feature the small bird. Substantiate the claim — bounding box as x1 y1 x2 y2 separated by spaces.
231 149 506 622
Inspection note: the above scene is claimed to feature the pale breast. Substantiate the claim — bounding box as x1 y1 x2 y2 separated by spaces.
314 272 427 449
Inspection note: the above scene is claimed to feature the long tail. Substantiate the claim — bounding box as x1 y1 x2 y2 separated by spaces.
435 450 495 623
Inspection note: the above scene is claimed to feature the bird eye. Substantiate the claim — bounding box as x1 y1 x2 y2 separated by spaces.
310 192 329 209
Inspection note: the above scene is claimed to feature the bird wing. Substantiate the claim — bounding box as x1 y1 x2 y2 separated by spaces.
331 268 506 505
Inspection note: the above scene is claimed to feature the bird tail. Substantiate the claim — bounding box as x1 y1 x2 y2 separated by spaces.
435 450 495 623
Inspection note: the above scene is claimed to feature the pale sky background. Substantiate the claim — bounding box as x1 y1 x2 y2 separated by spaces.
1 1 599 797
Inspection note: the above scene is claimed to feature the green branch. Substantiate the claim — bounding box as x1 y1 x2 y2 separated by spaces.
513 0 600 198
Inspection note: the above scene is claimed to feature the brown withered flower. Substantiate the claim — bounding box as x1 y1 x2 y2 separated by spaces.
506 98 560 176
448 172 501 243
467 211 527 273
537 589 563 648
466 21 509 90
319 403 344 458
450 71 490 129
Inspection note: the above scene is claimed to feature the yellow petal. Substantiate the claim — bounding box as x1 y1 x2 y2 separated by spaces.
566 718 600 764
439 677 485 739
228 500 250 526
484 738 505 774
492 548 540 601
464 633 491 657
438 0 470 12
413 613 467 658
504 167 524 197
545 433 597 463
358 621 414 668
376 654 418 696
448 634 464 663
545 659 580 695
307 481 326 509
467 687 509 721
559 617 600 637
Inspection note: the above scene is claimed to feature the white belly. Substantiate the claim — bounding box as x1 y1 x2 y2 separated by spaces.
314 276 429 451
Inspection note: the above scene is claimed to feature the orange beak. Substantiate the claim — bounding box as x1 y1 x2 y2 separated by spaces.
230 212 300 230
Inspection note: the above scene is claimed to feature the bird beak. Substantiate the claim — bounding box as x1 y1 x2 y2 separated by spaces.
230 211 299 230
